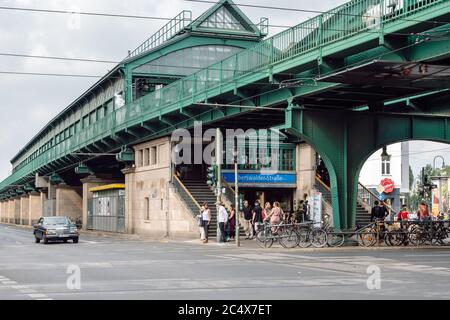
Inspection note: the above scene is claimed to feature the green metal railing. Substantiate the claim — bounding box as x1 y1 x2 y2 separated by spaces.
0 0 446 193
127 10 192 59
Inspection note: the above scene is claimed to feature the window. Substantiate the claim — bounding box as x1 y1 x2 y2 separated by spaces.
150 146 157 165
145 197 150 221
137 150 144 167
83 115 89 129
143 148 150 167
382 158 391 175
200 6 248 31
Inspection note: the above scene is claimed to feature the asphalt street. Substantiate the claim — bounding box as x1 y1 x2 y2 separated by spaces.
1 223 450 300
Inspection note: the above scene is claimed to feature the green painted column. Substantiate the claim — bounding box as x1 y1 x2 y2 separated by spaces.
286 107 370 230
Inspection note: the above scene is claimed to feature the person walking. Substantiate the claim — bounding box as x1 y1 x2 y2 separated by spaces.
228 205 236 241
252 200 264 235
201 202 211 243
267 201 283 233
216 201 228 243
242 200 253 239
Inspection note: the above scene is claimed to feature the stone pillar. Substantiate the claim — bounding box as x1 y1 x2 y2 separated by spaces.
7 200 12 223
20 195 29 225
0 201 5 223
122 167 136 234
14 198 21 225
296 143 317 202
55 185 82 222
29 192 43 226
80 176 122 231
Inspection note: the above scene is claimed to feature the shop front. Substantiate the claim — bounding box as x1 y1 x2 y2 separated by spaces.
222 171 297 213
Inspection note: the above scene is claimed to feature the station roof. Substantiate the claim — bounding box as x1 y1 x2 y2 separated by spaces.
11 0 266 165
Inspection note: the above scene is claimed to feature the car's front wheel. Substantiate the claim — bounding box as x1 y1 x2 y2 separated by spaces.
73 237 79 244
43 236 49 244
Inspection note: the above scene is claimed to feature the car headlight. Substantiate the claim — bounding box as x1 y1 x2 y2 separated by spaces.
70 228 78 233
47 230 56 235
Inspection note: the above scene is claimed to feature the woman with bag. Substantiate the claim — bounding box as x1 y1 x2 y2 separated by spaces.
197 205 205 241
201 202 211 243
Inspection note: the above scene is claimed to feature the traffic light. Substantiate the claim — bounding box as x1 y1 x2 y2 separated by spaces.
206 165 216 186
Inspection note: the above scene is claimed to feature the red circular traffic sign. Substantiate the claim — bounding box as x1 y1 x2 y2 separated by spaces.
381 178 395 194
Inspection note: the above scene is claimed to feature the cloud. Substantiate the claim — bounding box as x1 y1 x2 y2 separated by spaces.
4 0 445 186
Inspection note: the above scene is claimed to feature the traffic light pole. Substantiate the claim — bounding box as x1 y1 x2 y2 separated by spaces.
234 149 240 247
216 128 222 204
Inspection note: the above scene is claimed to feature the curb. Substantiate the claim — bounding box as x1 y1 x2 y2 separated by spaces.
2 223 450 253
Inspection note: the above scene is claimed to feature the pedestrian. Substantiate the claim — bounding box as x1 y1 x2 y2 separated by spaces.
267 201 283 233
228 204 236 241
370 200 386 222
397 205 409 221
216 201 228 243
242 200 253 239
418 201 430 221
263 202 272 219
197 205 205 241
201 202 211 243
252 200 264 235
303 200 310 222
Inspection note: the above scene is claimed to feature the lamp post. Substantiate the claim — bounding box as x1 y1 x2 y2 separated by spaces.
433 155 446 213
233 148 240 247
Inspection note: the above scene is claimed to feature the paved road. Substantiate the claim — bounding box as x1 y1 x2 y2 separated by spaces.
1 223 450 300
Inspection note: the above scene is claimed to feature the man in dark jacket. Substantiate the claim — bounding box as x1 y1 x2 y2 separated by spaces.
252 201 264 234
370 200 387 222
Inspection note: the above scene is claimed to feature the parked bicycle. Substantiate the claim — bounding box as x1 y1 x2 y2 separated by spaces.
294 221 328 248
255 220 300 249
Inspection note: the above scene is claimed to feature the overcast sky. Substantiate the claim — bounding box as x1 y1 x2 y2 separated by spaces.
0 0 449 183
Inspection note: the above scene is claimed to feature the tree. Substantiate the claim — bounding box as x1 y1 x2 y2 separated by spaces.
409 165 414 190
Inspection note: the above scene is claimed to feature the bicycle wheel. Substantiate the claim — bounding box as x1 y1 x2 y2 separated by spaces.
297 228 311 248
327 232 345 247
311 229 328 248
279 229 300 249
409 228 425 246
385 231 407 247
433 230 448 246
256 229 274 248
358 228 377 247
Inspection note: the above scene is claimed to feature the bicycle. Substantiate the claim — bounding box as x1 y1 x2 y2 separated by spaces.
294 221 328 248
322 214 345 247
255 220 300 249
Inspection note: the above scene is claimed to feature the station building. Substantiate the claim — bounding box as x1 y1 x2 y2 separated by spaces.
0 0 329 238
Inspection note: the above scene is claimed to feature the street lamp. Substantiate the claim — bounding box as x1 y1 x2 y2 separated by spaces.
233 148 240 247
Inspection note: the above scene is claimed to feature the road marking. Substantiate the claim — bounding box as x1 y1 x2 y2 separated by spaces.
79 240 98 244
28 293 49 299
19 289 37 294
0 273 52 300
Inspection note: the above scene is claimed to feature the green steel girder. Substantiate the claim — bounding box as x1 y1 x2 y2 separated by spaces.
286 107 450 230
125 128 141 139
2 0 450 194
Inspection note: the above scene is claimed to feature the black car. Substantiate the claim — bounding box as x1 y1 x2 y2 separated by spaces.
34 216 79 244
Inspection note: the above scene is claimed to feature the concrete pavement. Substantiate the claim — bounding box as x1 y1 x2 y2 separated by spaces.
1 223 450 300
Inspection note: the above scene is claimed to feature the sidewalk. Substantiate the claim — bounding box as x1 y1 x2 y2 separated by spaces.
3 223 450 252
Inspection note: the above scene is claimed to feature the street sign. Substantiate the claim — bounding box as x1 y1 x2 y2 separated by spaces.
381 178 395 194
